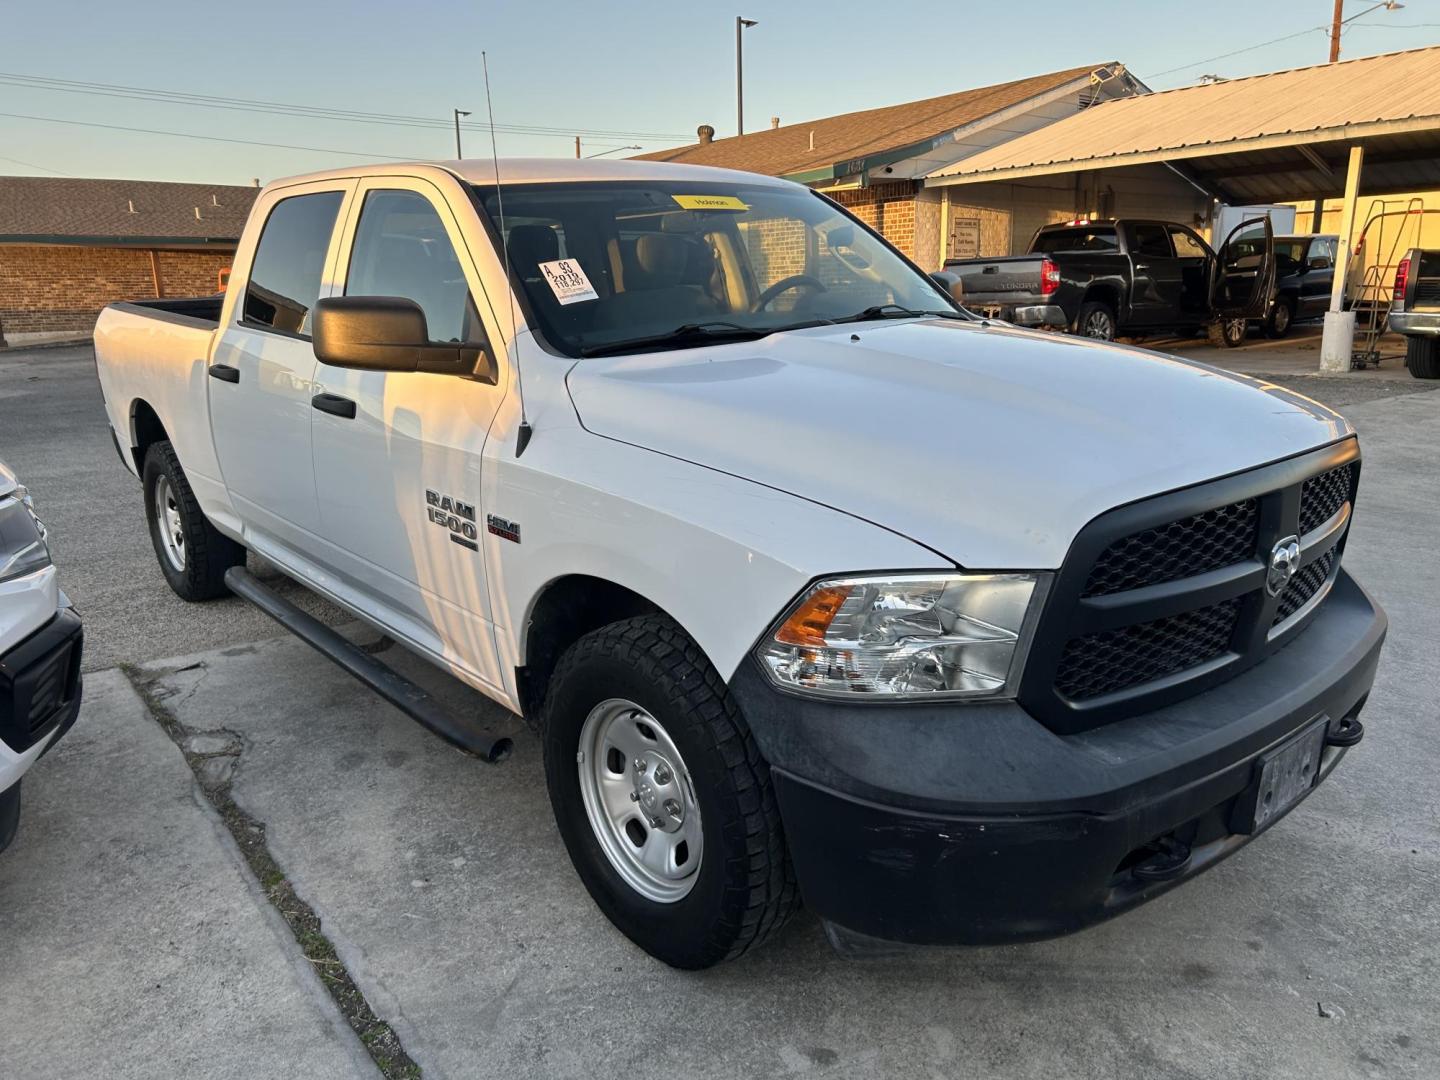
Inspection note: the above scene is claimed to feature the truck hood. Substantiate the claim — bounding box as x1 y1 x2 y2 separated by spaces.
565 319 1352 568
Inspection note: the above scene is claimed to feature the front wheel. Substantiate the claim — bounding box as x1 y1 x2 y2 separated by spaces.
1406 335 1440 379
542 615 798 968
1208 316 1249 348
142 441 245 601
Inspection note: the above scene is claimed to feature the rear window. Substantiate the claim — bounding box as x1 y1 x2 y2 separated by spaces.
1032 228 1118 254
243 190 344 337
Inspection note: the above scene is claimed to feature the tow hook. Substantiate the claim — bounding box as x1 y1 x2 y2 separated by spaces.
1131 835 1192 883
1325 714 1364 748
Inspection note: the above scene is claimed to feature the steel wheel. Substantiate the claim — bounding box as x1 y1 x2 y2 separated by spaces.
152 474 186 572
577 698 702 903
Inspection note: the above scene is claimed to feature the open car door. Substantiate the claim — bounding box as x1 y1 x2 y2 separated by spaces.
1211 216 1277 320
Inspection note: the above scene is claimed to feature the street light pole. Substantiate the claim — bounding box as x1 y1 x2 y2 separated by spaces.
453 109 471 158
1330 0 1404 62
736 17 757 136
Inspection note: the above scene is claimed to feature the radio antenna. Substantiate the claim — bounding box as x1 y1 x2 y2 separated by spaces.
482 50 532 457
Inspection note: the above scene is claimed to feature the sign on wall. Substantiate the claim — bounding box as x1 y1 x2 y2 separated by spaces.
950 218 982 260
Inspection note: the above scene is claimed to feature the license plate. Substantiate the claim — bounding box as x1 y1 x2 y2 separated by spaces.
1250 720 1327 832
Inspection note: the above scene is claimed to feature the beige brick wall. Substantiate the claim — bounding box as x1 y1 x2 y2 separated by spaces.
0 243 233 340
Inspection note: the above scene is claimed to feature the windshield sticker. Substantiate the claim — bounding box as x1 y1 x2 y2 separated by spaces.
671 194 749 212
537 259 599 305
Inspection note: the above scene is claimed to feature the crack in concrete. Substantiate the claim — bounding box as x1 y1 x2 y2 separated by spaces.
120 662 422 1080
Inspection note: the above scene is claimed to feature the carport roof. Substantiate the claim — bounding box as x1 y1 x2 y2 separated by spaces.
926 46 1440 203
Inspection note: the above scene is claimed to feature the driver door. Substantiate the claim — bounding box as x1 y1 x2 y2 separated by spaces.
1211 217 1277 320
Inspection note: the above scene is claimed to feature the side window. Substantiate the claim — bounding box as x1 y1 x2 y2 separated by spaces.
345 189 483 345
243 190 344 336
1311 239 1336 267
1169 227 1207 259
1130 224 1174 260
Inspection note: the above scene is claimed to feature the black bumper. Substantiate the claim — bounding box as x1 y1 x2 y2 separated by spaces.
1 607 84 758
729 571 1386 946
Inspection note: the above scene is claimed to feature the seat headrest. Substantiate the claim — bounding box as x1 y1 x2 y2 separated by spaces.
635 233 688 286
506 224 560 276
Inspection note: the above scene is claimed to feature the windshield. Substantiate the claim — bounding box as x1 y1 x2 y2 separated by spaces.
471 180 957 356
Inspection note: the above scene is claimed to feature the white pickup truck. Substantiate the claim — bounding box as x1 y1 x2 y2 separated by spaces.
95 158 1386 968
1 461 84 852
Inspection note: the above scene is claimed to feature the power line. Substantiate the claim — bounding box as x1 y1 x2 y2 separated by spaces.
0 111 421 160
1146 25 1328 79
0 70 688 141
0 152 69 175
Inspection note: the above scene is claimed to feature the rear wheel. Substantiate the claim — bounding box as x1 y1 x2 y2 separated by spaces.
1407 335 1440 379
1264 296 1295 338
542 615 798 968
143 441 245 601
1076 301 1116 341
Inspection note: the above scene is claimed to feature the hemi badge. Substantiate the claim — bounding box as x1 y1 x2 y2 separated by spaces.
486 514 521 544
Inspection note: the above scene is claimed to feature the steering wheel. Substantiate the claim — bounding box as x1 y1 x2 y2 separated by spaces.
753 274 827 312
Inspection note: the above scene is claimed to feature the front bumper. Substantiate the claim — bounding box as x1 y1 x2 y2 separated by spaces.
729 571 1385 946
1389 310 1440 337
1 606 84 763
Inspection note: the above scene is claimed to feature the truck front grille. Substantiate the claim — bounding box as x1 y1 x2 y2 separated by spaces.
1019 443 1360 733
1054 598 1242 701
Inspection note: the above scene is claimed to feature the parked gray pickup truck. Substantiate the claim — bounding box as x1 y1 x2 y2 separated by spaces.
1390 247 1440 379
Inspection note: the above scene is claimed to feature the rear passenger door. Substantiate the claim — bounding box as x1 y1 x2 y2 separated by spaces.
1125 222 1183 325
1301 238 1336 317
309 177 508 691
209 180 352 552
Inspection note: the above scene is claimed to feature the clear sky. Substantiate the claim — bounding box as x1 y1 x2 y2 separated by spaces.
3 0 1438 185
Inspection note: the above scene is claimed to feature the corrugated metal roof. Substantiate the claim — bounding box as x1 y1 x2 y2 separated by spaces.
635 65 1107 179
0 176 257 243
929 46 1440 183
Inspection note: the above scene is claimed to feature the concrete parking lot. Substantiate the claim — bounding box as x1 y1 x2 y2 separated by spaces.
2 341 1438 1079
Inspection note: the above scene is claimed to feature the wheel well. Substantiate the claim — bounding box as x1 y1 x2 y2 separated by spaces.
129 400 168 474
517 575 663 723
1081 284 1120 314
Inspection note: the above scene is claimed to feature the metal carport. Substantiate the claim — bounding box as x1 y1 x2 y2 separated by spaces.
925 46 1440 371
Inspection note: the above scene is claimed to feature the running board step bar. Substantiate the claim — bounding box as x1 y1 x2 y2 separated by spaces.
224 567 513 763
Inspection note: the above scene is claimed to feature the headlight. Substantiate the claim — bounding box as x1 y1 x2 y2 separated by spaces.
0 485 53 583
756 573 1047 700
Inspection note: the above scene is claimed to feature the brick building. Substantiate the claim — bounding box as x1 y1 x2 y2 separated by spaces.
0 176 258 345
637 64 1146 266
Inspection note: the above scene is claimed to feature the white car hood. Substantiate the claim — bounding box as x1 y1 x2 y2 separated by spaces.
0 461 16 500
565 319 1353 568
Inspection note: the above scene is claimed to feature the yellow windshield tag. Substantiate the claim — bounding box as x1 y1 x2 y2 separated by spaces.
671 194 749 212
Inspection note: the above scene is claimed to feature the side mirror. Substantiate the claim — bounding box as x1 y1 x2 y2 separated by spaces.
827 224 855 250
1308 256 1332 270
930 271 964 303
312 296 495 382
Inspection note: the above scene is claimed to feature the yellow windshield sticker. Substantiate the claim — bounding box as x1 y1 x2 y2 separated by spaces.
672 194 749 212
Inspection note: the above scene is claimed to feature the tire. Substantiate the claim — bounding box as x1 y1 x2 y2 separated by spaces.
542 615 799 969
1076 301 1116 341
1264 296 1295 339
142 441 245 601
1208 316 1249 348
0 781 20 855
1406 335 1440 379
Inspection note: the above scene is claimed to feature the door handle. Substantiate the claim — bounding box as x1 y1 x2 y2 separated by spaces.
1134 263 1151 271
208 364 240 383
311 392 357 420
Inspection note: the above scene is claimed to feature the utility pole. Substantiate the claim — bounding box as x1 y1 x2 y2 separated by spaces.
1329 0 1345 61
575 136 581 159
453 109 471 158
736 17 757 136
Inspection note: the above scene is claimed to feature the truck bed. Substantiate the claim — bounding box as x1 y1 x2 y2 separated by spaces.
112 294 226 328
